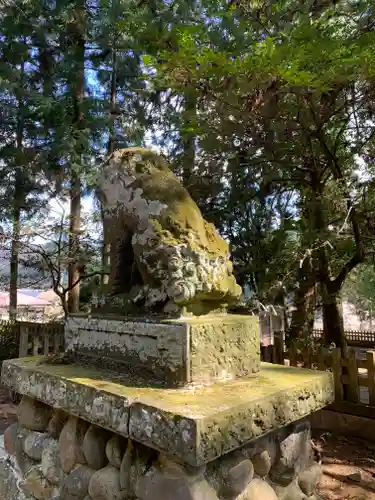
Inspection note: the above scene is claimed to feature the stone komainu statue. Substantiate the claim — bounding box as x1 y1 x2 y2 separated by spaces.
99 147 241 314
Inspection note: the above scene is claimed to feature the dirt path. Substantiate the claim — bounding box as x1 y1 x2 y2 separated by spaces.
314 431 375 500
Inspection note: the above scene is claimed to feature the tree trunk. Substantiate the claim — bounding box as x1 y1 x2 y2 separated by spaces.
287 197 316 346
309 179 347 349
322 290 345 349
100 198 110 289
68 174 81 313
9 60 25 321
312 125 364 348
287 254 316 346
311 187 346 348
9 188 21 322
108 46 117 157
99 44 117 290
67 0 85 313
181 91 196 187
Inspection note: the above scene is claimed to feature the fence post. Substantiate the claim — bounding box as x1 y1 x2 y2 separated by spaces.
347 348 360 403
317 346 326 371
302 345 312 369
54 330 62 353
18 323 28 358
44 334 50 355
32 331 40 356
332 348 343 401
366 350 375 406
274 331 284 365
261 345 271 363
289 344 298 367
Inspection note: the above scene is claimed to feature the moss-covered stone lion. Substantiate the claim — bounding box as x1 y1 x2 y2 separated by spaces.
99 147 241 314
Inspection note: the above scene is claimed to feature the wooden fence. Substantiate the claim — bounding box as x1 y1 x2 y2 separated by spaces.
5 319 375 408
261 336 375 406
0 321 63 404
312 328 375 347
18 322 64 357
0 320 65 359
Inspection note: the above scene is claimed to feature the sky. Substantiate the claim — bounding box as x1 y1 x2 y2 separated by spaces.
48 195 95 220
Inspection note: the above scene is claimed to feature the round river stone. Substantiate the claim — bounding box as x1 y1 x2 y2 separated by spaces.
88 465 125 500
61 464 95 500
48 410 69 438
252 450 272 478
221 459 254 498
24 431 51 461
22 466 55 500
4 422 18 456
18 396 51 432
60 417 89 473
105 435 127 469
83 425 110 470
41 439 62 485
244 479 277 500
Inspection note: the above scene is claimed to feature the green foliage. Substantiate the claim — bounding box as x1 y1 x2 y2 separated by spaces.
0 0 374 340
0 321 19 363
137 0 375 343
344 264 375 320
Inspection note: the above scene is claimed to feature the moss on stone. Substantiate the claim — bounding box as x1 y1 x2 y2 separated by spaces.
100 147 241 312
3 358 333 419
124 158 228 257
112 148 227 255
2 358 334 466
163 314 258 325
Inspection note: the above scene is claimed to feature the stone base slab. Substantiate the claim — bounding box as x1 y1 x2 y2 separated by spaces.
65 313 260 386
2 398 323 500
2 358 334 467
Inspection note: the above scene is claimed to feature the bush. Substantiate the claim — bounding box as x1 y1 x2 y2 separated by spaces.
0 321 19 363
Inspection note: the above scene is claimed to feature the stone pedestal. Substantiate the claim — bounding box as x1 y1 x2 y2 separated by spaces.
65 313 260 386
0 147 334 499
1 357 333 500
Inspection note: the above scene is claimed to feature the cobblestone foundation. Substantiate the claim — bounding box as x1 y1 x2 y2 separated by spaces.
2 396 322 500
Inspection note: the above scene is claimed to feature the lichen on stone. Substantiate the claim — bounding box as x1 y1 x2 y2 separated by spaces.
98 147 242 314
1 396 323 500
